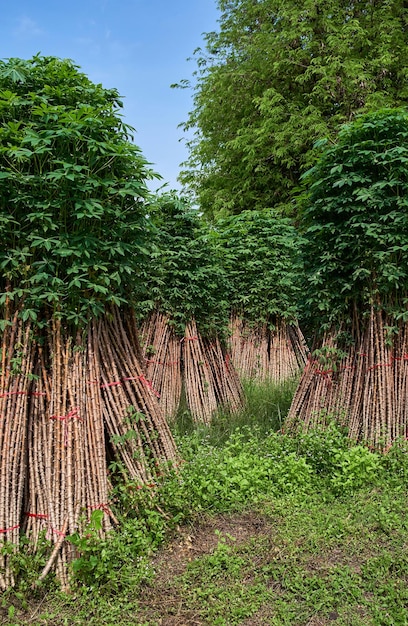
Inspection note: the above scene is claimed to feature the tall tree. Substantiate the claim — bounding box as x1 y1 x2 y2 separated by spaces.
179 0 408 218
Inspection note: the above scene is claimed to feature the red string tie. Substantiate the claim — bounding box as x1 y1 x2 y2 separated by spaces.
50 408 82 446
366 361 392 372
0 524 20 534
46 527 66 540
137 375 160 398
314 368 333 385
0 390 47 398
90 503 111 515
305 357 319 370
100 381 122 388
0 390 27 398
25 512 48 519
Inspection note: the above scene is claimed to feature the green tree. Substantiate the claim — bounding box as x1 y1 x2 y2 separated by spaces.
179 0 408 218
142 192 230 337
213 209 303 325
0 55 158 327
299 107 408 330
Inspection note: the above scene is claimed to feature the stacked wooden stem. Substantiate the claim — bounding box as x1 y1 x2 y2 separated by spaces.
95 308 176 480
140 310 182 420
1 306 178 590
286 308 408 448
0 314 35 590
181 319 244 424
229 315 308 382
140 312 244 425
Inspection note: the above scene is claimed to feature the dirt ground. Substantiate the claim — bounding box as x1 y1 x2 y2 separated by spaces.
135 512 275 626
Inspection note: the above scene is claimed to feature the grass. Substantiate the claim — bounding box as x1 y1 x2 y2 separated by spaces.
168 488 408 625
172 375 298 445
2 379 408 625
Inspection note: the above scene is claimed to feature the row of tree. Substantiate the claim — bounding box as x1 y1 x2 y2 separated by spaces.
176 0 408 445
178 0 408 218
0 55 306 588
1 28 408 584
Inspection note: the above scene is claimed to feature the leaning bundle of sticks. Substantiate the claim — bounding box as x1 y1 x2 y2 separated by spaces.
228 315 308 383
286 307 408 449
0 305 178 591
140 313 244 425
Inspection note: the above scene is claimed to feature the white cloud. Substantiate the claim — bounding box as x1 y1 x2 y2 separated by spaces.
14 16 44 38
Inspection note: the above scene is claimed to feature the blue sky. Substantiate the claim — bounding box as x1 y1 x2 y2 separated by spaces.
0 0 220 191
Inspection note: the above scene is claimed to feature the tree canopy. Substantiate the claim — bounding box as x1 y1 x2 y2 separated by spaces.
142 193 230 337
179 0 408 218
0 55 157 327
212 208 303 325
299 107 408 330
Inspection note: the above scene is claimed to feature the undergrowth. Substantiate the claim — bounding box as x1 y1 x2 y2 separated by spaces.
173 376 298 445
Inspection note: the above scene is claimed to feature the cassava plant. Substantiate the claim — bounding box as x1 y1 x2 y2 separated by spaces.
212 209 308 382
143 192 230 338
287 108 408 446
140 193 243 423
0 55 157 327
0 56 178 590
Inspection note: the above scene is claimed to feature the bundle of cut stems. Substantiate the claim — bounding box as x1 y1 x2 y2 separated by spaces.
202 335 243 414
95 307 177 480
0 313 35 590
140 310 182 419
229 315 308 383
182 320 218 425
25 325 117 590
1 305 178 591
286 308 406 448
182 320 244 423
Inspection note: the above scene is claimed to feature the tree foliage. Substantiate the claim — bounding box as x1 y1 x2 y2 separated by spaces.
142 193 230 337
299 107 408 329
0 55 158 327
179 0 408 218
213 209 303 325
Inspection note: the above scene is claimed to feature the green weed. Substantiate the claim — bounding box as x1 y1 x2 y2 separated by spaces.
5 380 408 625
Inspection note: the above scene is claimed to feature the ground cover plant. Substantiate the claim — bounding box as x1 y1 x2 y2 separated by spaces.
2 386 408 625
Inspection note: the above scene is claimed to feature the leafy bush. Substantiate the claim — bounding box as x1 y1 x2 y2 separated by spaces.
141 192 230 337
293 421 351 475
330 446 382 494
0 55 157 327
212 209 304 325
67 508 158 592
299 107 408 327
